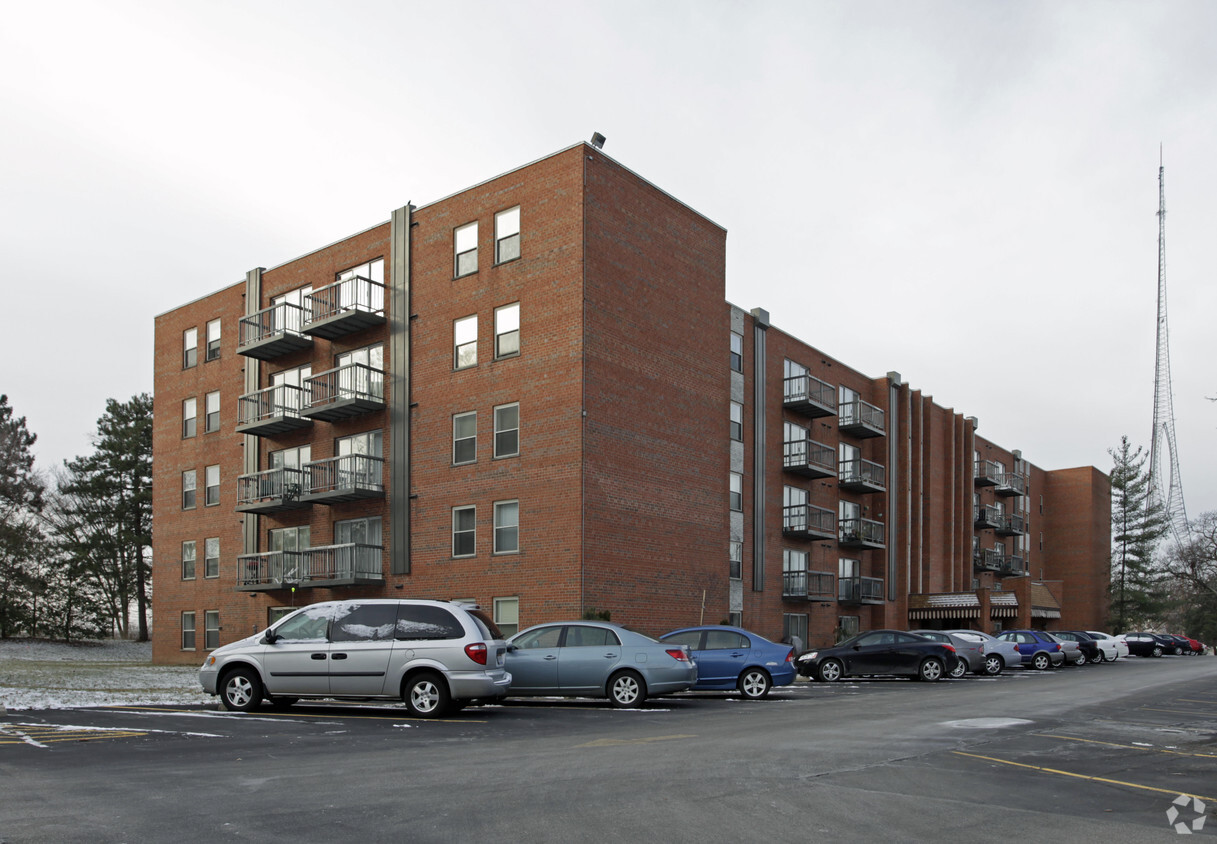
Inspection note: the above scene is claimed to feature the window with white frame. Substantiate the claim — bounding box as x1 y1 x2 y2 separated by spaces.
205 465 220 507
182 540 196 580
729 472 743 511
453 411 477 465
494 500 519 554
269 525 310 553
204 610 220 650
182 470 196 510
336 516 382 547
336 344 385 399
183 328 197 369
494 403 519 458
452 506 476 557
454 221 478 277
729 540 742 579
730 331 743 372
495 206 520 263
269 444 311 469
182 612 196 650
182 397 197 438
205 319 221 361
730 402 743 442
270 286 312 333
205 391 220 433
783 613 808 649
494 597 519 637
204 537 219 578
495 302 520 359
454 315 477 369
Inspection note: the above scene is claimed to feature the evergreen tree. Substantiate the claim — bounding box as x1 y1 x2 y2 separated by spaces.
0 394 46 637
1108 436 1170 630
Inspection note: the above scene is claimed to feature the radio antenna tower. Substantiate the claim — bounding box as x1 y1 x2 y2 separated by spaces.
1147 147 1189 546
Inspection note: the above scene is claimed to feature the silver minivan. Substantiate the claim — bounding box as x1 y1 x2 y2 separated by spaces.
199 599 511 717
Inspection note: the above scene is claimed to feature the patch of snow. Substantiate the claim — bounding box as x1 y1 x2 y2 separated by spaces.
940 717 1034 729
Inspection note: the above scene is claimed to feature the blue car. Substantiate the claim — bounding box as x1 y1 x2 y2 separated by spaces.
995 629 1065 670
660 625 796 700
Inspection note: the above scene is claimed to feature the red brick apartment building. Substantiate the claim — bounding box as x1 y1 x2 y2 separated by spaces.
152 142 1111 664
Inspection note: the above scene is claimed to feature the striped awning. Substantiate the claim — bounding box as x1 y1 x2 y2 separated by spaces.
991 592 1018 618
908 593 981 620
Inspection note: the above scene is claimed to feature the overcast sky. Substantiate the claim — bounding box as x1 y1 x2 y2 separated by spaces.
2 1 1214 520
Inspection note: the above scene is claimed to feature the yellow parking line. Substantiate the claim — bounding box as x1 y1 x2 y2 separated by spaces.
951 751 1215 801
1175 699 1217 705
1034 734 1217 759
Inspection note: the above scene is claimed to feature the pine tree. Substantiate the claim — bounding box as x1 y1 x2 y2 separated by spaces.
1108 435 1170 630
0 394 45 637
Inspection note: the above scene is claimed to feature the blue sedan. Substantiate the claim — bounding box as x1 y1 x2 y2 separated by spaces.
659 625 796 700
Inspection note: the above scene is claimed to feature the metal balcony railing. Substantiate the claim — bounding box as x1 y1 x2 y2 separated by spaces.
302 363 385 421
237 550 304 589
838 399 885 438
1001 554 1025 576
838 458 886 492
235 384 311 436
297 543 384 583
839 517 885 548
973 549 1003 571
783 374 837 418
782 504 837 538
783 438 836 478
974 506 1002 529
303 454 385 503
995 472 1027 497
235 466 308 513
303 275 387 339
238 302 312 359
839 576 884 604
784 570 836 599
974 460 1002 486
997 513 1028 536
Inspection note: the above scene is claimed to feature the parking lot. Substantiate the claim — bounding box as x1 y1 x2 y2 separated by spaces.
2 656 1215 842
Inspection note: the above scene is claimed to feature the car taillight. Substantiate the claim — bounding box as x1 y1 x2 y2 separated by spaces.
785 650 794 663
943 644 957 653
464 642 488 665
1053 643 1061 651
665 648 690 662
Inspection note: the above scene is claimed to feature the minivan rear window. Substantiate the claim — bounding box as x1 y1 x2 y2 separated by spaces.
332 603 398 642
396 604 464 640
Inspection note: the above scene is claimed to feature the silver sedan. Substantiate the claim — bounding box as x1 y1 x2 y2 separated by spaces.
944 630 1023 675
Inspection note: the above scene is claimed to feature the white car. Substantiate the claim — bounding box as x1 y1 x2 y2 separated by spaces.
1086 631 1129 660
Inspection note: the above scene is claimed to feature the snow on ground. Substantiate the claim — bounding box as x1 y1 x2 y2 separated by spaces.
0 639 212 711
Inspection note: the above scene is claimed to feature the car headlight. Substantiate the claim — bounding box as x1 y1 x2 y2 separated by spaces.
800 651 818 662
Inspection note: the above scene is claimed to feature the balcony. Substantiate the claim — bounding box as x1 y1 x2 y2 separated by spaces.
974 505 1002 530
236 544 384 591
301 363 386 422
997 513 1028 536
302 454 385 505
783 438 836 479
974 460 1002 486
303 275 387 340
838 399 884 439
236 384 312 436
1000 555 1026 576
782 504 836 540
973 549 1002 572
838 458 886 493
783 374 837 418
839 576 885 605
238 302 313 360
235 467 309 514
995 472 1027 497
782 570 835 600
839 517 886 549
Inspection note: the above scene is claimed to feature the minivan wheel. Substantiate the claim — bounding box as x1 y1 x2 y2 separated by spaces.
983 655 1003 676
738 668 772 700
220 667 263 712
608 670 647 708
403 672 451 718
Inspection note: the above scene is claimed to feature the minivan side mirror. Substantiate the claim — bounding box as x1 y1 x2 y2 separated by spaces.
263 631 280 645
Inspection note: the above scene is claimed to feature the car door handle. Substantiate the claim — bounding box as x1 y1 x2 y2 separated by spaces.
603 653 618 659
311 653 327 660
544 655 557 660
332 653 348 660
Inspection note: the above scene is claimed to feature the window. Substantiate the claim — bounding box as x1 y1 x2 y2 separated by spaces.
454 221 478 277
494 403 519 458
183 328 198 369
784 548 808 596
181 540 196 580
182 398 197 438
838 616 860 639
332 603 397 642
204 610 220 650
730 331 743 372
783 614 808 649
495 206 520 263
452 506 476 557
495 302 520 359
839 557 860 581
729 472 743 511
181 612 196 650
336 344 385 399
269 525 310 554
205 391 220 433
269 444 311 469
453 411 477 465
205 319 221 361
728 612 742 627
730 402 743 442
729 540 742 579
182 470 196 510
335 516 382 547
205 464 220 506
454 315 477 369
494 597 519 637
494 500 519 554
270 286 312 333
204 537 219 578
